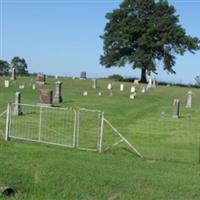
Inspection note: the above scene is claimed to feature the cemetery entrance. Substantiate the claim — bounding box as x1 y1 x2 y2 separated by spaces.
4 103 141 156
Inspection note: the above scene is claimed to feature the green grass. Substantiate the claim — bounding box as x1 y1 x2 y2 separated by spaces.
0 76 200 199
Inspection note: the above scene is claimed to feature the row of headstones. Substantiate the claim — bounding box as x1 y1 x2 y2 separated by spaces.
12 91 192 119
3 80 36 89
13 82 62 115
172 91 193 118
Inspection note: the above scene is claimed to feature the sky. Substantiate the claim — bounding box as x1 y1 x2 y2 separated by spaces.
0 0 200 84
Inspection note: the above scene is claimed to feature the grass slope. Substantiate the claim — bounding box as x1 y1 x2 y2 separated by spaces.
0 76 200 199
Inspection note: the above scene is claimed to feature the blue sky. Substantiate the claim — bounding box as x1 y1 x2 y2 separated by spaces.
0 0 200 83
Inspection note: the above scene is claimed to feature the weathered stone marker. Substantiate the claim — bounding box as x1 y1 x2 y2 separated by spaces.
32 84 36 90
107 83 112 96
4 80 9 88
39 90 53 106
80 72 87 80
120 84 124 91
36 73 46 86
186 90 193 108
13 92 22 116
53 81 63 103
92 78 97 89
152 79 156 88
172 99 180 119
11 68 16 80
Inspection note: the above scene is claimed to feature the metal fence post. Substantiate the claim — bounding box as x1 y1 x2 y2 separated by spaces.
5 103 11 141
73 109 76 148
76 109 80 148
98 112 104 153
38 106 42 142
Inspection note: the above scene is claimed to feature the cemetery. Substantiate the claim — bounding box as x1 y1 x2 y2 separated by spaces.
0 75 200 199
0 0 200 199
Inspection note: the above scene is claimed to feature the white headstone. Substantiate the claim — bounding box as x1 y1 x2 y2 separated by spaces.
186 91 193 108
32 84 36 90
4 80 9 88
141 86 146 93
130 86 136 93
55 75 58 79
148 78 152 88
92 79 97 89
120 84 124 91
83 91 88 96
152 79 156 88
19 84 25 89
107 83 112 90
130 93 136 99
98 92 102 96
133 80 139 85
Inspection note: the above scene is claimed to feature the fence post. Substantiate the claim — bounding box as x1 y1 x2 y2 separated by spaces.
38 106 42 142
76 109 80 148
5 103 11 141
98 112 104 153
73 109 76 148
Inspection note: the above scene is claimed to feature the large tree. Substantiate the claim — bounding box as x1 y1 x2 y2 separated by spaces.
100 0 200 82
10 57 28 75
0 59 9 75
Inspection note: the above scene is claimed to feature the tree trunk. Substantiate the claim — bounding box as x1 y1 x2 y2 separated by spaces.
140 68 147 83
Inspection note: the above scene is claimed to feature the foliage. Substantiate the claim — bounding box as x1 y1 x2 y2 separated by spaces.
0 59 10 75
10 57 28 75
100 0 200 82
195 75 200 86
108 74 124 81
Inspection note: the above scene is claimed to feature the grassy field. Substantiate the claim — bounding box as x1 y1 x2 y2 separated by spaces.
0 76 200 199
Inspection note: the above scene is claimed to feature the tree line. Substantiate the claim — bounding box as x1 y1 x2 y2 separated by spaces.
0 57 28 75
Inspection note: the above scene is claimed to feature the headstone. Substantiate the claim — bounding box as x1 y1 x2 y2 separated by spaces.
130 86 136 93
36 73 46 86
172 99 180 119
83 91 88 96
39 90 53 106
13 92 22 116
186 90 193 108
32 84 36 90
98 92 102 96
92 78 97 89
148 77 152 88
107 83 112 90
130 93 136 99
107 83 112 96
80 72 87 80
152 79 156 88
141 86 146 93
4 80 9 88
120 84 124 91
11 68 16 80
53 81 63 104
133 80 139 85
55 75 58 79
19 84 25 89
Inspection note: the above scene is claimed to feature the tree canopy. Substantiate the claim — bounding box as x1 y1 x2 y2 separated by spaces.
10 57 28 75
100 0 200 82
0 60 10 75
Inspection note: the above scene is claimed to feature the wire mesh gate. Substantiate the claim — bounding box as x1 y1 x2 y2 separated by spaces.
3 103 141 156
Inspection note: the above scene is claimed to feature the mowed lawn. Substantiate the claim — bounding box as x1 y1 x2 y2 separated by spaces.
0 76 200 200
